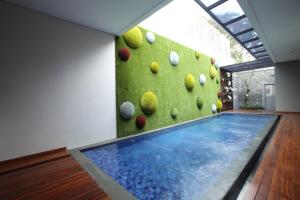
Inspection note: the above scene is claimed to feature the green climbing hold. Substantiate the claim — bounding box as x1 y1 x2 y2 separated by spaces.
195 51 200 59
197 97 204 109
170 107 178 119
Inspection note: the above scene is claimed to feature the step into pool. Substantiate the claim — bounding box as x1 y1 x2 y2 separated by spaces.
71 113 278 200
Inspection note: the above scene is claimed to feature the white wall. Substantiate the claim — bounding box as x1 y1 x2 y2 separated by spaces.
275 60 300 112
0 2 116 161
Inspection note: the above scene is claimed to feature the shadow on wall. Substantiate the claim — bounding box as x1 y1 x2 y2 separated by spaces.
116 26 222 137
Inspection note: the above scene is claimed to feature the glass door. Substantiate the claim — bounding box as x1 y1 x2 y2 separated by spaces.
264 84 275 110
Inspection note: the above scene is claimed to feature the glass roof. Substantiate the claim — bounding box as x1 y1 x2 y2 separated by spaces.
195 0 270 60
237 30 257 42
211 0 244 23
250 46 265 53
226 18 252 34
258 55 270 59
255 52 268 57
245 40 262 48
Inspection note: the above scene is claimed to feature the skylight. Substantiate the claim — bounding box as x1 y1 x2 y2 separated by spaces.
211 0 244 23
195 0 271 60
237 30 257 42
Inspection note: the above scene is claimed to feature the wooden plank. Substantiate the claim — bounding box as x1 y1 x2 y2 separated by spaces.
0 154 111 200
0 148 69 175
241 112 300 200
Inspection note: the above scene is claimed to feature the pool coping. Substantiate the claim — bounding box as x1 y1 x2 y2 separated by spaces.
70 112 279 200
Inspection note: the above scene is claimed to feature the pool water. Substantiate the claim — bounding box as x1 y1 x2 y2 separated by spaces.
82 113 277 200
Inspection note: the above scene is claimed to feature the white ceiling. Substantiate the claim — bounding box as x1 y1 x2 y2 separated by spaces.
7 0 172 35
238 0 300 63
7 0 300 63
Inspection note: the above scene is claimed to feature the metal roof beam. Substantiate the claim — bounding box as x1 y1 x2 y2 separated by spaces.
207 0 228 10
230 63 274 72
253 50 267 55
242 37 260 44
224 62 273 72
256 54 269 58
234 28 254 36
247 44 263 50
221 58 273 71
223 15 246 26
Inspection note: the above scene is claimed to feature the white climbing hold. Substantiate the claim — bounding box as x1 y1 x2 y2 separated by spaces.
212 104 217 113
146 32 155 43
199 74 206 85
169 51 179 66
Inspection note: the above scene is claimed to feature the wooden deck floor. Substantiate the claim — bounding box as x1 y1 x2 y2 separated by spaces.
235 110 300 200
0 148 111 200
0 111 299 200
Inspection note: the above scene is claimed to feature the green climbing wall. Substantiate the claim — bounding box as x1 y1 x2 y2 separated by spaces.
116 27 221 137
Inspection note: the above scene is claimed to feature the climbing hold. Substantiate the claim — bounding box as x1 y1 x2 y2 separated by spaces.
211 58 215 65
199 74 206 85
197 97 203 109
150 62 159 73
195 51 201 59
119 101 135 120
146 32 155 43
216 99 223 112
118 48 130 61
212 104 217 113
169 51 179 66
122 26 143 48
185 74 196 91
209 66 217 79
140 91 158 115
136 115 146 129
170 108 178 119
